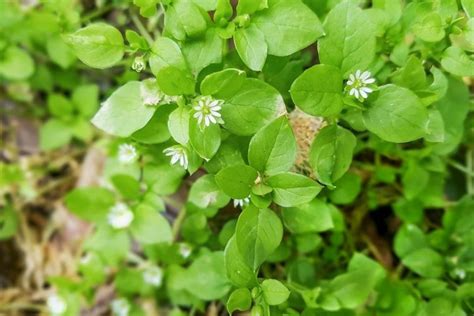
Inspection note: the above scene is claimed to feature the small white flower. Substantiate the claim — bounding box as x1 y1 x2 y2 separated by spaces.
163 145 188 169
118 144 138 164
131 56 146 73
193 96 223 127
143 266 163 287
140 79 163 106
233 196 250 209
179 243 192 258
80 252 92 265
454 268 466 280
111 298 130 316
107 203 134 229
346 70 376 100
47 294 67 315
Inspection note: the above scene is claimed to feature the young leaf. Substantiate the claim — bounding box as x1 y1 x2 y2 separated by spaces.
261 279 290 305
248 116 297 176
47 93 74 118
0 46 35 80
234 24 268 71
267 172 322 207
149 37 188 76
309 124 356 187
200 68 247 98
182 28 224 75
91 81 156 137
65 187 115 223
252 0 324 56
318 1 376 76
156 66 196 95
215 164 258 198
64 23 124 69
188 174 230 209
168 106 190 145
39 119 73 150
363 85 429 143
441 46 474 77
130 204 172 245
282 198 334 233
235 206 283 270
189 119 221 160
290 64 344 117
402 248 445 278
226 288 252 314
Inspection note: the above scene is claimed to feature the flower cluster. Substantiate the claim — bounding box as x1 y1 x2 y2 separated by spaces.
107 203 134 229
164 145 188 170
118 143 138 164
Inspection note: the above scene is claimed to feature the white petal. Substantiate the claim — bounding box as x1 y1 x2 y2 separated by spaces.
349 88 356 96
171 155 179 164
360 89 368 99
193 112 201 118
353 88 360 98
212 105 222 111
183 155 188 169
205 116 210 126
347 79 354 85
209 115 217 124
209 100 219 108
364 78 375 84
349 74 355 82
356 70 361 78
361 71 371 79
361 87 373 93
211 110 221 117
197 114 203 124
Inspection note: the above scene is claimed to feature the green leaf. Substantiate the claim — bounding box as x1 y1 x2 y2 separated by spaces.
441 46 474 77
267 172 322 207
168 106 190 145
39 119 73 150
261 279 290 305
72 84 99 118
318 1 376 76
65 187 115 223
188 174 230 209
189 119 221 160
110 174 141 200
91 81 156 137
309 124 356 187
282 198 334 233
182 28 223 75
200 68 247 98
0 205 18 240
64 23 124 69
394 224 427 258
84 226 130 266
237 0 267 15
227 288 252 314
132 105 173 144
402 248 445 278
224 236 258 287
156 66 196 95
328 172 362 205
184 252 231 300
149 37 188 75
363 85 429 143
164 0 208 40
215 164 258 199
461 0 474 17
47 93 74 118
391 55 427 91
433 77 469 154
248 116 297 176
0 46 35 80
252 0 324 56
401 160 429 200
290 64 344 117
46 35 76 69
130 204 172 245
412 12 445 42
235 206 283 270
234 24 268 71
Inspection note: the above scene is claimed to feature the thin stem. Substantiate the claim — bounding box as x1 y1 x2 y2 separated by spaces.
467 149 473 196
81 4 115 23
447 159 474 177
130 12 154 46
172 207 187 241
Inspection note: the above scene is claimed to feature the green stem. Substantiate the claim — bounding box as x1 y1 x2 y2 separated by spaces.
447 158 474 177
81 4 115 23
130 12 154 46
467 149 474 196
172 208 187 241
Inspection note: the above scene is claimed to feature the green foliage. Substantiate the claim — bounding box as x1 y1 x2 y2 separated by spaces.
2 0 473 315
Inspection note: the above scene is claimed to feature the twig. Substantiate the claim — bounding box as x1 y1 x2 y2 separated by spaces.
172 208 187 241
